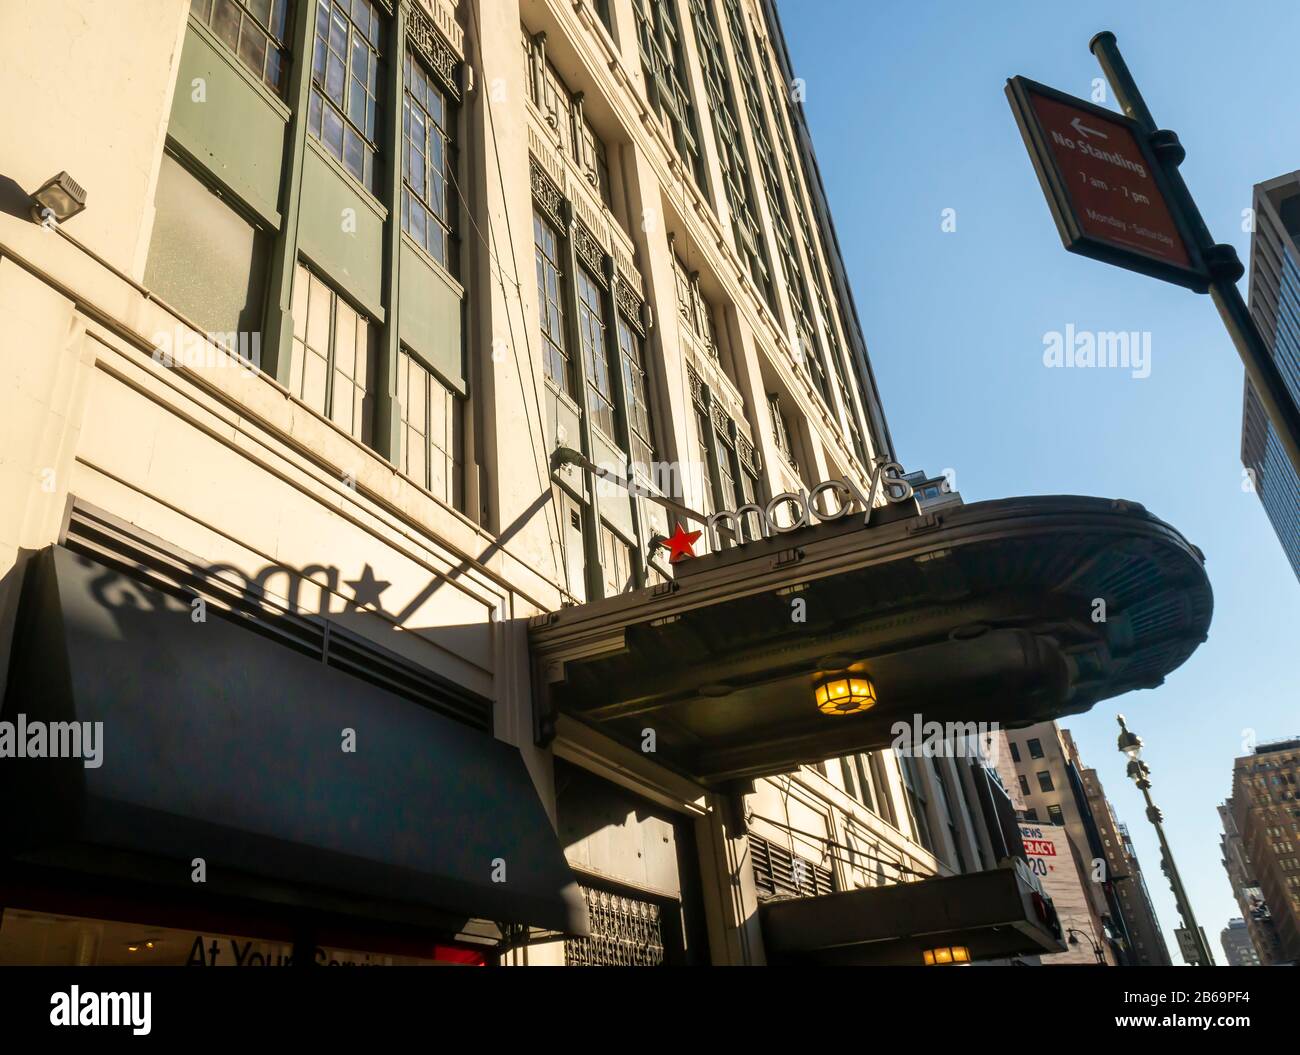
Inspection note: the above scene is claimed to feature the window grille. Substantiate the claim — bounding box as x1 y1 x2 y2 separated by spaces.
564 886 666 966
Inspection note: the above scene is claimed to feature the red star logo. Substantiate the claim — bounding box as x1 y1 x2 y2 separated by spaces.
660 522 702 563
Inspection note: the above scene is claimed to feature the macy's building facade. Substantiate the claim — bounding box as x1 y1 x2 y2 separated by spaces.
0 0 1209 965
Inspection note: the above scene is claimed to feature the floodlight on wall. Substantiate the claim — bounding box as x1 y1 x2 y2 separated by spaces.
30 171 87 225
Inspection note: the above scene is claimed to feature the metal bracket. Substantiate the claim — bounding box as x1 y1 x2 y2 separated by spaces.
906 513 942 535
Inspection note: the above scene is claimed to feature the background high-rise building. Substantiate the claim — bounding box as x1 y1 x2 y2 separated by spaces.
1220 917 1262 966
999 723 1118 961
1079 777 1171 965
1000 721 1172 965
1242 171 1300 581
1219 800 1285 964
1018 820 1107 965
1229 738 1300 963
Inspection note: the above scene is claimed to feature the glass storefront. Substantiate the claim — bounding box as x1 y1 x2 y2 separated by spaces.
0 908 486 966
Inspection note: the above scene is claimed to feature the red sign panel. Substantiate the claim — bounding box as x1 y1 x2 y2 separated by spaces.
1007 77 1206 290
1023 838 1057 857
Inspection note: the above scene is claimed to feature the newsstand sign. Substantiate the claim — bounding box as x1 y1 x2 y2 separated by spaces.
1006 76 1208 291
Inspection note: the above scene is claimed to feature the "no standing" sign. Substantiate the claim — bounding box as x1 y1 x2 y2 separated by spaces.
1006 76 1208 291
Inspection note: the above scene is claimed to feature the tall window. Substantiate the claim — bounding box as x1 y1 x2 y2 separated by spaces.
575 121 613 211
738 441 758 506
534 212 570 395
577 268 616 438
553 487 587 603
839 757 859 800
853 756 876 812
145 153 270 343
690 0 773 309
869 753 898 827
1027 738 1045 759
725 0 802 332
932 762 968 873
523 31 614 208
693 396 761 545
397 348 463 509
632 0 704 186
289 262 375 443
840 755 875 811
402 49 456 271
601 523 633 596
822 290 868 465
191 0 292 94
716 426 739 510
617 318 656 469
1037 770 1055 793
673 255 718 357
308 0 383 190
797 317 829 403
767 392 801 476
694 406 716 518
753 14 852 421
900 756 934 852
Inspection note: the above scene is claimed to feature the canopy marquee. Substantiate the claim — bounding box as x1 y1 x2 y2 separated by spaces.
761 858 1066 965
529 495 1212 786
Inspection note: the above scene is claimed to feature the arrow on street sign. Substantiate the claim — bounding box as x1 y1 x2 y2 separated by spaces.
1070 116 1107 139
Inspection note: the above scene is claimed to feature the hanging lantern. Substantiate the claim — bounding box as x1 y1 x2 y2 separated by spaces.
922 945 971 966
813 673 877 716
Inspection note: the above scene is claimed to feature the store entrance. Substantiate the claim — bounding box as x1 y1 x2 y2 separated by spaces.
553 759 710 966
0 886 490 966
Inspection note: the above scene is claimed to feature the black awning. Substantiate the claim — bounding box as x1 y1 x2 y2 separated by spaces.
0 546 587 936
530 495 1212 785
760 860 1065 965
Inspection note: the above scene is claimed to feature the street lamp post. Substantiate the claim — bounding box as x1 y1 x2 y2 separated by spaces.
1115 715 1216 965
1065 926 1106 965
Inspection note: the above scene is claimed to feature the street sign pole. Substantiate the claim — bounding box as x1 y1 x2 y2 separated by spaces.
1089 30 1300 482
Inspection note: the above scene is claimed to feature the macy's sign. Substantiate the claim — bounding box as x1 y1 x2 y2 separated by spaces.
705 461 914 550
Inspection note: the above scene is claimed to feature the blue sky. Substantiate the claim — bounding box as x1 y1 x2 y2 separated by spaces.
778 0 1300 961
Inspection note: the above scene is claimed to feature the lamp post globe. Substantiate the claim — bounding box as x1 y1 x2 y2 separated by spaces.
1116 714 1143 761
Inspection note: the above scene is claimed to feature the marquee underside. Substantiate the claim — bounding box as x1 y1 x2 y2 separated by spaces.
528 495 1213 786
